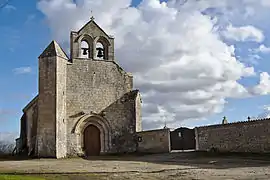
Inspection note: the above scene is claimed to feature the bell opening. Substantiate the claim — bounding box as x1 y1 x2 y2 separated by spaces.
95 42 104 60
80 40 90 58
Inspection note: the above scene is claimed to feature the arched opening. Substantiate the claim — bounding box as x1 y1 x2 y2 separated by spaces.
80 40 90 58
74 115 111 155
95 42 105 60
83 125 101 156
94 36 110 60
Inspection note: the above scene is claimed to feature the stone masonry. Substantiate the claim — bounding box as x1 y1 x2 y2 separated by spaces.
137 129 171 153
195 118 270 153
16 17 142 158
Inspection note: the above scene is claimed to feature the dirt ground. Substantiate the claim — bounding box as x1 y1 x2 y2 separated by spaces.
1 152 270 179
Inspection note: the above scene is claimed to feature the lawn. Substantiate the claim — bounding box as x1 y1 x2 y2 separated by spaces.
0 175 45 180
0 174 106 180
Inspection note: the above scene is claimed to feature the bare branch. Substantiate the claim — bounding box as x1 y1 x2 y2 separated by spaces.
0 141 15 155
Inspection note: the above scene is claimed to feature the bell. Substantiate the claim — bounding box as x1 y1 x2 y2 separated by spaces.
96 47 104 58
82 48 88 55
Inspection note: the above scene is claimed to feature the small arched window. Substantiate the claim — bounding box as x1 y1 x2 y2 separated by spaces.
95 42 105 60
80 40 90 58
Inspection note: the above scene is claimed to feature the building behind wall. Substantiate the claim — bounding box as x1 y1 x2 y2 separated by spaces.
16 16 142 158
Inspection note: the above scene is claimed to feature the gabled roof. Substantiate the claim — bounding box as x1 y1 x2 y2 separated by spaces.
23 95 38 113
77 18 113 39
39 40 69 59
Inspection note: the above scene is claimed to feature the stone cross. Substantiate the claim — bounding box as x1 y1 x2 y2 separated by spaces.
90 10 95 21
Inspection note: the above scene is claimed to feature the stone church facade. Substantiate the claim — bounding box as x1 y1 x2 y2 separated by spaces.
16 17 142 158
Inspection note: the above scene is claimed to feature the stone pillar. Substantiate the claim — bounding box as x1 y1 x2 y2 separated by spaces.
194 127 199 151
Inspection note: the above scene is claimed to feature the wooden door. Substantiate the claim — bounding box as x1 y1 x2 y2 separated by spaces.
84 125 101 156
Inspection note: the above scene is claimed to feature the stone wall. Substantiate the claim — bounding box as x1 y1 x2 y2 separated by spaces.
68 89 141 156
135 93 142 132
23 97 38 155
37 56 57 157
66 59 132 118
18 114 27 153
66 59 135 156
102 90 140 154
137 129 171 153
55 56 67 158
195 118 270 153
25 101 35 153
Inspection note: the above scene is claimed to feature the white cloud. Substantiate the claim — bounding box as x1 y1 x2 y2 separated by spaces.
255 44 270 53
250 72 270 95
37 0 270 130
0 132 18 144
244 54 261 65
222 24 264 42
3 4 16 12
260 0 270 7
261 104 270 111
12 67 32 74
25 14 36 24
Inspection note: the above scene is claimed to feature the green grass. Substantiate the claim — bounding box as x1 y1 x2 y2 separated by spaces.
0 175 45 180
0 174 107 180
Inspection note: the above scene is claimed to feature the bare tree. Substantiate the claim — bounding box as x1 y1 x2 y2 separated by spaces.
0 141 15 155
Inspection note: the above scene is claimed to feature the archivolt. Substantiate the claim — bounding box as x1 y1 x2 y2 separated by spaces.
73 114 112 153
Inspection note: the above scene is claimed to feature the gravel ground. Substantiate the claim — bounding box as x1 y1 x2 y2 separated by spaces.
0 152 270 179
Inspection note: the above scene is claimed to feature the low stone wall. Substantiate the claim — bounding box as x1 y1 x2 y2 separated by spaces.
137 128 171 153
195 118 270 153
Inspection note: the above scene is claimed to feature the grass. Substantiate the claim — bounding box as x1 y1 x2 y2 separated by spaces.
0 174 106 180
0 175 45 180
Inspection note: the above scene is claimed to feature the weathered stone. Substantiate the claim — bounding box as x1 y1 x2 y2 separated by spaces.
195 118 270 153
39 40 68 59
137 129 171 154
17 18 142 158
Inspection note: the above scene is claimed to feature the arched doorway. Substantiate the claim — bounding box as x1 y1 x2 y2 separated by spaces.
74 114 112 155
83 125 101 156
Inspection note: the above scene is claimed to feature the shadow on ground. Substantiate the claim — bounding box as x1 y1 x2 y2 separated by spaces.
1 151 270 172
81 151 270 169
0 154 33 161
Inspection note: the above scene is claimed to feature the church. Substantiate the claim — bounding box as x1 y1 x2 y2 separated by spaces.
15 17 142 158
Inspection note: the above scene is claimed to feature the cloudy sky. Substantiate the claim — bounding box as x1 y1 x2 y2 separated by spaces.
1 0 270 139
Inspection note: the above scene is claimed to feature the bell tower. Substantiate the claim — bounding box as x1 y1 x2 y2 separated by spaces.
70 16 115 61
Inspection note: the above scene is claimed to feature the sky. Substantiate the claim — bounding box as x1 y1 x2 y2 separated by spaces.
2 0 270 141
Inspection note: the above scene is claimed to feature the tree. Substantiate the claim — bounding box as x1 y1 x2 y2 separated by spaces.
0 141 15 155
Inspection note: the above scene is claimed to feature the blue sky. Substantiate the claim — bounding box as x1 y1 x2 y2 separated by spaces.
0 0 146 134
1 0 270 136
0 0 50 134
